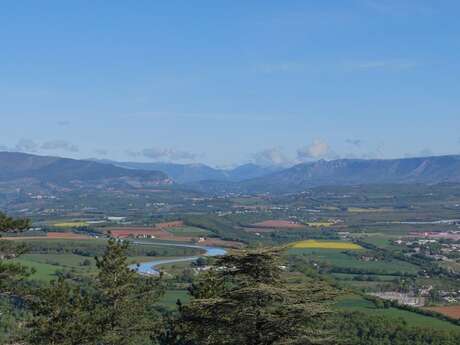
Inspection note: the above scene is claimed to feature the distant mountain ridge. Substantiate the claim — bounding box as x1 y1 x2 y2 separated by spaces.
0 152 171 191
237 155 460 193
94 160 283 183
3 152 460 195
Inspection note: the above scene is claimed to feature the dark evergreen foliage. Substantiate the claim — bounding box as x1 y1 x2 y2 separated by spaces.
168 249 338 345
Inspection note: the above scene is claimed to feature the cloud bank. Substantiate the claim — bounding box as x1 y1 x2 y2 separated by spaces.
251 147 292 167
127 147 199 162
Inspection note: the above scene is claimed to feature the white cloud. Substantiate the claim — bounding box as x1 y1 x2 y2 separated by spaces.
297 139 331 160
252 147 292 167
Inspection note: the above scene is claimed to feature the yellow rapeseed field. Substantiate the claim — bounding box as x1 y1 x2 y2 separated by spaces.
52 221 88 228
291 240 362 250
347 207 390 213
305 222 335 228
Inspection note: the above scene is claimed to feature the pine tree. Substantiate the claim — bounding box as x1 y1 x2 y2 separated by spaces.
0 212 32 294
28 239 164 345
93 239 164 345
169 249 338 345
28 278 96 345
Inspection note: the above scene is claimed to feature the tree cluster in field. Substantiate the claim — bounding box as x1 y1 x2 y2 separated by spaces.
0 212 31 232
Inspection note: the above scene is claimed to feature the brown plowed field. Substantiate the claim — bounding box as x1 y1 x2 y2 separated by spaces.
105 227 244 248
426 306 460 319
201 238 244 248
155 221 184 229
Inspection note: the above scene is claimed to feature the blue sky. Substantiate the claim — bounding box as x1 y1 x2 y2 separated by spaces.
1 0 460 167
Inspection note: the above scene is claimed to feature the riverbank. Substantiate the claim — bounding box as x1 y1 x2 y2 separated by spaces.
129 240 227 275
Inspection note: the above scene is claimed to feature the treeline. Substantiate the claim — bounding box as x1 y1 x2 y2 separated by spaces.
18 239 201 257
337 312 460 345
329 266 416 277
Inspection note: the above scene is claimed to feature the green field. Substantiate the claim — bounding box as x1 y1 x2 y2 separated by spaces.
165 226 212 237
159 290 190 310
13 253 161 281
354 233 404 249
12 257 63 281
289 248 419 274
336 295 460 331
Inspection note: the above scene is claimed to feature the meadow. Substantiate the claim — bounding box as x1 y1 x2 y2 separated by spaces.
288 247 420 275
336 295 460 332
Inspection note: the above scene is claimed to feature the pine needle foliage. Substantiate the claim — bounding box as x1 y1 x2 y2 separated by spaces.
28 239 164 345
170 248 338 345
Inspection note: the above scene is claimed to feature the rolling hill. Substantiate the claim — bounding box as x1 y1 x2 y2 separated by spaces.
0 152 172 191
95 160 282 183
238 155 460 193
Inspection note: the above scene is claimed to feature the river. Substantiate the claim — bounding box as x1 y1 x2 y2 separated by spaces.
129 241 227 275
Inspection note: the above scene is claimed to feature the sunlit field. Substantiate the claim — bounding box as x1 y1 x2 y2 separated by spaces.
305 222 335 228
52 221 89 228
291 240 363 250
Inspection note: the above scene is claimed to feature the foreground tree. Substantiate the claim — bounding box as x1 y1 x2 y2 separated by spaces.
0 212 31 233
92 239 164 345
29 239 164 345
0 212 32 344
0 212 32 293
167 248 338 345
28 278 95 345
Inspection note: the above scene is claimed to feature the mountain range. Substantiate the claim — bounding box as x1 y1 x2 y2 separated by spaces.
2 152 460 195
236 155 460 193
93 160 283 183
0 152 171 191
